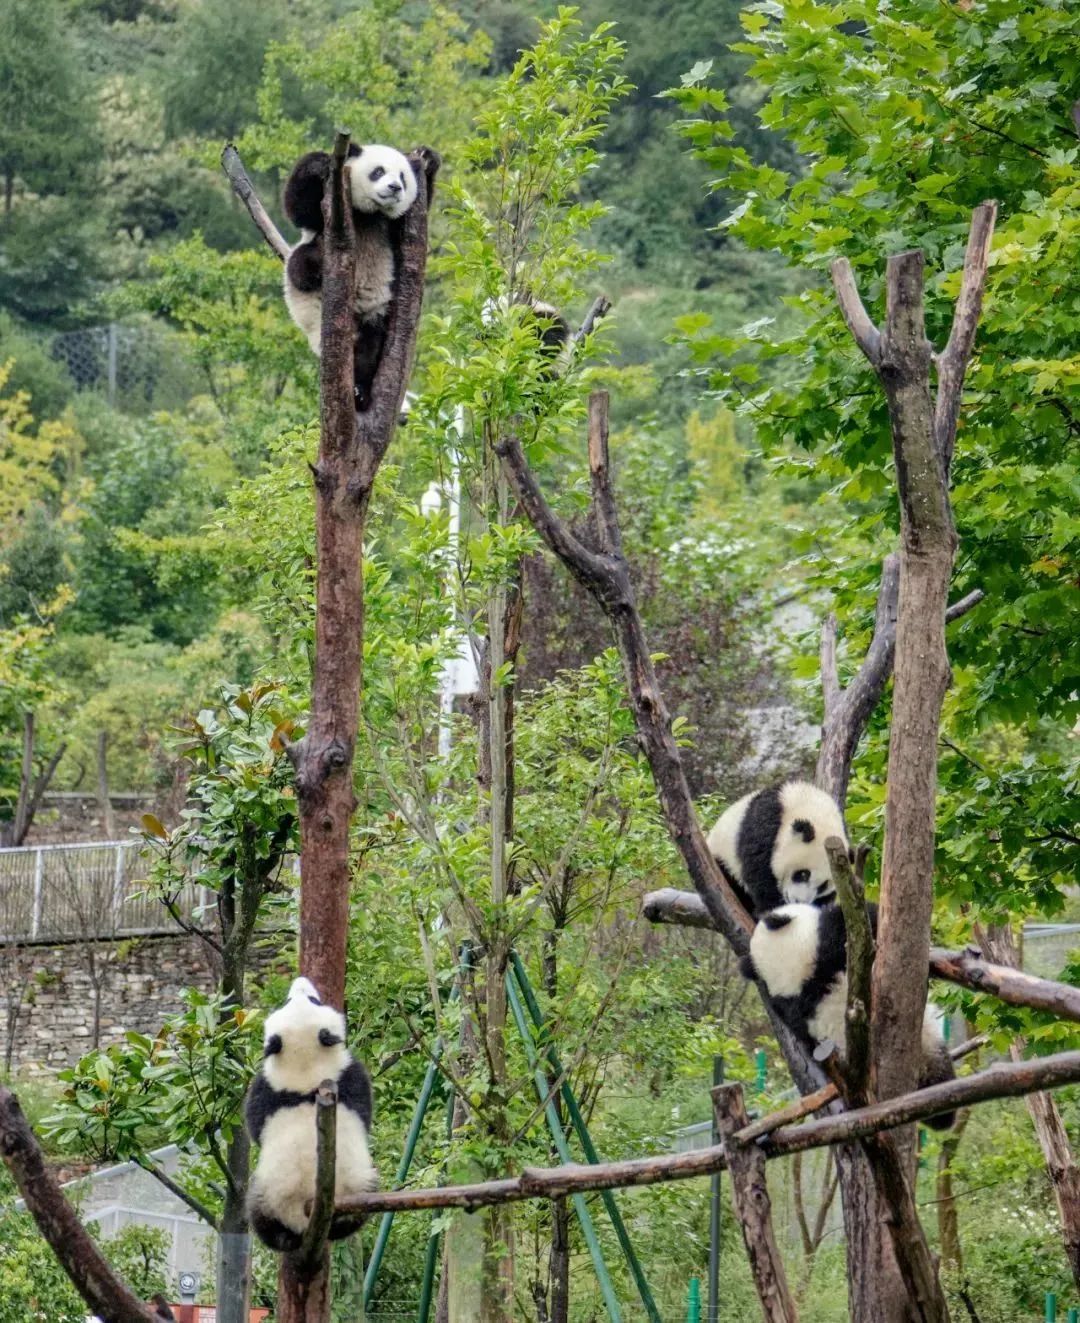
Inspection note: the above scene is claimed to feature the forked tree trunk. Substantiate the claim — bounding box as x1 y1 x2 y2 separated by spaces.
233 135 440 1323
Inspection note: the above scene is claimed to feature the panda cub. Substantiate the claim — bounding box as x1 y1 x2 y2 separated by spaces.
707 780 850 918
245 977 377 1251
282 143 421 409
741 903 956 1129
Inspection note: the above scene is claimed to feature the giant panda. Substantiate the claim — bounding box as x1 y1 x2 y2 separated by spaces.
282 143 423 410
741 902 956 1129
245 977 377 1251
706 780 850 918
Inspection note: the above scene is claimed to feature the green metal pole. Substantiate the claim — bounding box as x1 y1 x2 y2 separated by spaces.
417 1081 458 1323
510 953 661 1323
366 944 471 1311
363 1053 441 1306
687 1276 701 1323
1047 1292 1058 1322
1065 1308 1077 1323
708 1055 723 1323
755 1047 767 1095
506 971 623 1322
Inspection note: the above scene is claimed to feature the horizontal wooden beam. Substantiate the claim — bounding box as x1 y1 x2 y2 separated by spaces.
335 1049 1080 1216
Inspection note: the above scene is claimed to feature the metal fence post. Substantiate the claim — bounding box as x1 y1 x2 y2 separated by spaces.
31 849 44 939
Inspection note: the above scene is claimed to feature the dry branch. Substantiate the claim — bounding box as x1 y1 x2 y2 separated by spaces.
0 1086 155 1321
643 892 1080 1024
335 1048 1080 1217
223 137 438 1323
495 392 752 954
930 947 1080 1021
221 145 291 262
714 1084 799 1323
292 1081 338 1278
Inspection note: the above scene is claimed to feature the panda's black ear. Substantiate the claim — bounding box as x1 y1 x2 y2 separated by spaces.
318 1028 343 1048
763 912 794 931
738 955 756 980
264 1034 283 1057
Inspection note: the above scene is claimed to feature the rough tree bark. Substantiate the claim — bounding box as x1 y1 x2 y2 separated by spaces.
713 1084 798 1323
0 1087 155 1321
224 135 438 1323
495 391 941 1321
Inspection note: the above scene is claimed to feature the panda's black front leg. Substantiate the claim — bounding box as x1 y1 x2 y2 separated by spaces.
353 315 388 411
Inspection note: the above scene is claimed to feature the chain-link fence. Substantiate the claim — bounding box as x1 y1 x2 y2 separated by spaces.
49 320 199 411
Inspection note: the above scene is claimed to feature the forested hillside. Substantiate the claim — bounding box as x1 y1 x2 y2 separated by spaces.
1 1 1078 1321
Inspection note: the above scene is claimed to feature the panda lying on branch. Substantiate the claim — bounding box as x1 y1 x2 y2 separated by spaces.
245 977 377 1251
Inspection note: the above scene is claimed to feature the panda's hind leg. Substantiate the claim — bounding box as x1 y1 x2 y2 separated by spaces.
353 316 388 411
249 1203 303 1253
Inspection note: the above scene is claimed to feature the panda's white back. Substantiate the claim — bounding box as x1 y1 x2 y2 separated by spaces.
251 1101 376 1233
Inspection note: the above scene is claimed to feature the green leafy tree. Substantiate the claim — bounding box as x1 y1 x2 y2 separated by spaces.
666 0 1079 916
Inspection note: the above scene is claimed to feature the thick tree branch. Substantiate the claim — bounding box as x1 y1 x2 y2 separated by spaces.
930 947 1080 1022
643 891 1080 1025
225 134 438 1323
0 1087 154 1321
335 1049 1080 1216
831 259 882 364
713 1084 799 1323
221 145 291 262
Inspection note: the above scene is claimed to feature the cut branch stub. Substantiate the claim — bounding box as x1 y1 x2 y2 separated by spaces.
825 836 873 1105
292 1080 339 1279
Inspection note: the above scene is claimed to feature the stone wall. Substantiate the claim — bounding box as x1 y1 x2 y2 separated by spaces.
2 932 221 1075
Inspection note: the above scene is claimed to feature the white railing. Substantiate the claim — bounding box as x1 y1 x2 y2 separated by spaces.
0 840 203 944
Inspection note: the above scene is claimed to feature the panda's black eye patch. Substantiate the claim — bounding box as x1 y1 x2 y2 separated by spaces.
307 995 321 1004
763 913 793 931
264 1034 283 1056
318 1028 343 1048
792 869 812 884
792 818 815 842
399 171 405 185
369 166 385 182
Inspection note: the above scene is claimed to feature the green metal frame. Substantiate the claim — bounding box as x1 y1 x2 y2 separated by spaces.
506 969 624 1321
509 952 662 1323
363 947 660 1323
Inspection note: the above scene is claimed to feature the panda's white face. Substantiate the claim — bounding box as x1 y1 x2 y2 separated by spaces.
262 978 351 1094
772 782 850 905
348 145 417 219
772 828 837 906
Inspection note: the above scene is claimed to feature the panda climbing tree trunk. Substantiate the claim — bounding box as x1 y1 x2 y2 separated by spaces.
223 133 439 1323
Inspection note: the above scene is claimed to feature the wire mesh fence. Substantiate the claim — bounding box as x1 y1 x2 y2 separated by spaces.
49 320 200 411
0 839 201 943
